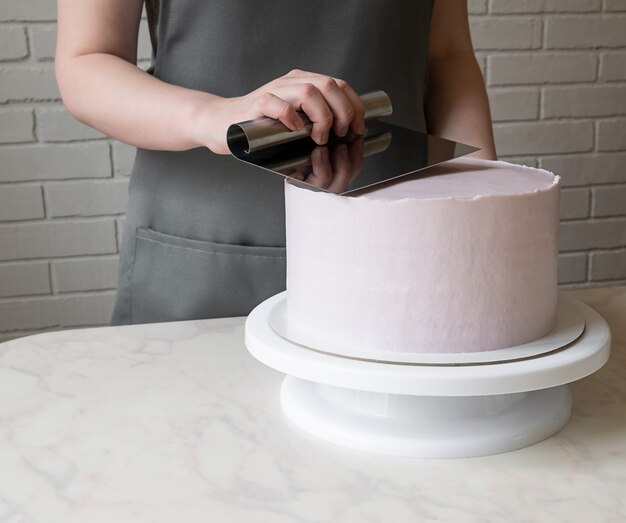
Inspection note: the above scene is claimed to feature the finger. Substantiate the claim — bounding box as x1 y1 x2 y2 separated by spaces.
326 144 353 194
335 80 366 135
283 68 307 77
307 146 333 188
278 83 333 145
284 77 354 137
253 92 304 131
314 77 358 138
347 137 365 182
283 168 305 181
282 70 365 135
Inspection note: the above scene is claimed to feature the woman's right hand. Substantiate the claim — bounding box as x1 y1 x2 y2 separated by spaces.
57 2 367 155
288 138 365 194
204 69 367 155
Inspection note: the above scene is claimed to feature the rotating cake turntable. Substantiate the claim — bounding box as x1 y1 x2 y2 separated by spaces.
232 89 611 458
245 292 611 459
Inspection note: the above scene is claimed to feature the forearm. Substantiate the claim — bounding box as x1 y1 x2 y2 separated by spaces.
425 50 497 160
55 0 368 156
56 54 226 151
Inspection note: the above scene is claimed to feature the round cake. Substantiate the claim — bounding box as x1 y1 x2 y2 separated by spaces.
284 157 561 354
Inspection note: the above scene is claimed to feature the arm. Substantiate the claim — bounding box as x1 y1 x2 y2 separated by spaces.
55 0 365 155
55 0 225 152
426 0 497 160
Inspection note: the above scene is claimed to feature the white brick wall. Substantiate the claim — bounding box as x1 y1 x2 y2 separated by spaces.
1 1 625 341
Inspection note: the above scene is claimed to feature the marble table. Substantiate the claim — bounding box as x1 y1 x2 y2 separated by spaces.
0 287 624 523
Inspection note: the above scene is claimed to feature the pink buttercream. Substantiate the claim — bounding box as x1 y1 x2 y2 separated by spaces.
285 157 561 354
360 157 558 200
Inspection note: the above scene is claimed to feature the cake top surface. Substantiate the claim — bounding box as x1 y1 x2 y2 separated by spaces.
357 157 559 201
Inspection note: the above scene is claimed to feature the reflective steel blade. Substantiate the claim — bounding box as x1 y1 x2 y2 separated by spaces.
227 91 480 195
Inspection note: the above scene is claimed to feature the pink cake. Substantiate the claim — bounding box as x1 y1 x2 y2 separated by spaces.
284 157 561 354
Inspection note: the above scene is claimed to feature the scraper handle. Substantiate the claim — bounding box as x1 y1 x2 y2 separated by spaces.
227 90 393 157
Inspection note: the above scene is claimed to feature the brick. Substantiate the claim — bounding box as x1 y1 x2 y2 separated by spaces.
45 180 129 217
37 107 105 141
498 157 538 168
137 59 152 73
0 262 50 297
470 17 542 50
0 185 44 221
543 85 626 118
0 143 111 182
559 218 626 251
558 253 587 284
475 53 487 77
0 220 117 261
29 25 56 61
560 188 589 220
57 292 116 327
487 88 539 121
593 185 626 217
590 249 626 281
0 0 56 22
490 0 601 12
0 329 56 344
546 15 626 48
0 27 28 61
488 53 597 86
112 142 136 176
493 121 593 156
597 119 626 151
0 108 34 143
600 52 626 81
469 0 488 14
52 257 119 292
116 217 127 247
0 66 59 102
137 21 152 61
0 292 116 331
0 297 57 330
604 0 626 11
540 153 626 186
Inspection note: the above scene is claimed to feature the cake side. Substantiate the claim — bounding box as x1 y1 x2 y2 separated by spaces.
284 159 560 354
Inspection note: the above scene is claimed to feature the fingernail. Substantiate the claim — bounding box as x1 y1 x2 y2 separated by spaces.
322 132 329 144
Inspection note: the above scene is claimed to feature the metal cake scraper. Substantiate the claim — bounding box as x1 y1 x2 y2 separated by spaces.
226 90 480 195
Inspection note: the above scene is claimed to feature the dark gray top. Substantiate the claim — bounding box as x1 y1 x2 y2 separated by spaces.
111 0 434 325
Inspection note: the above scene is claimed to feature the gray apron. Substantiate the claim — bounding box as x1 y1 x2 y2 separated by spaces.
111 0 434 325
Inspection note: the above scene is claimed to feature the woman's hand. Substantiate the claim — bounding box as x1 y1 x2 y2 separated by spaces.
204 69 367 155
286 138 365 194
56 1 365 156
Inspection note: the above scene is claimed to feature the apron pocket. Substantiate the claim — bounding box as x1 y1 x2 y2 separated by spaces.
130 227 286 323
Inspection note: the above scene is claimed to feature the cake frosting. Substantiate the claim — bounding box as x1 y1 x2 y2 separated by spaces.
284 157 561 354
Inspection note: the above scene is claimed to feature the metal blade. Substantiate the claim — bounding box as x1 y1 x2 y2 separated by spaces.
227 92 480 195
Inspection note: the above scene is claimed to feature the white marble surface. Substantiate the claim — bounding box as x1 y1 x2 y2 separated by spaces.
0 287 624 523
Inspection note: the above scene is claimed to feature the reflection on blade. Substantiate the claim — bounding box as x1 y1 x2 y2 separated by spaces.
264 133 391 174
228 103 480 195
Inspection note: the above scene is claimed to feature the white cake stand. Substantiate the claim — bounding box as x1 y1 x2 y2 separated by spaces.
245 293 611 458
